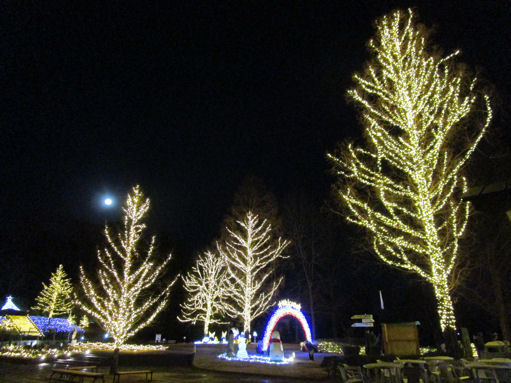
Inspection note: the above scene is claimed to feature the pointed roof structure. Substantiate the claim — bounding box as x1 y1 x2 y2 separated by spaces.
0 296 43 336
1 296 21 311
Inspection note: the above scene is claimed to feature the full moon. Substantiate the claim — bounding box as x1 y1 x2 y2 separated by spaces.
104 198 113 206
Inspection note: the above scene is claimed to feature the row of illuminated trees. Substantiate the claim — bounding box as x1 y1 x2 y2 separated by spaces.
178 210 289 335
29 187 175 346
32 8 495 347
32 186 288 347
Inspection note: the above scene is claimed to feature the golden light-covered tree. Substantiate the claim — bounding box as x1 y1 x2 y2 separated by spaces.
78 186 177 347
79 314 89 330
32 264 74 318
328 9 492 332
178 250 231 336
219 211 290 332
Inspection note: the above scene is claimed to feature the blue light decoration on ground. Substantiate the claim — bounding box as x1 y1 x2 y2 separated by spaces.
261 300 312 352
217 352 293 365
30 317 84 334
103 197 113 206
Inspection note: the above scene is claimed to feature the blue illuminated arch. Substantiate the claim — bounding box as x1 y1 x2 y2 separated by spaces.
262 300 312 351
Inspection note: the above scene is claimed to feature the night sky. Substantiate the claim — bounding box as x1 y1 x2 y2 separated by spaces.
2 1 510 337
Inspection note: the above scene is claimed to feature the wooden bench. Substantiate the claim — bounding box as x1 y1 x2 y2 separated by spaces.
68 365 98 371
112 370 153 382
49 368 105 382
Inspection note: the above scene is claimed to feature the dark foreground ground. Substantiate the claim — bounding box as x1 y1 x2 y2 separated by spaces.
0 360 323 382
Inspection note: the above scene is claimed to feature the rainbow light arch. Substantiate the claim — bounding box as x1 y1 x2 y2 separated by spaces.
262 300 312 352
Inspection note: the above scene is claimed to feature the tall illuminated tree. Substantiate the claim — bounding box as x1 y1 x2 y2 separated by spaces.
219 211 290 332
78 186 177 347
32 264 73 318
328 9 492 332
178 250 231 335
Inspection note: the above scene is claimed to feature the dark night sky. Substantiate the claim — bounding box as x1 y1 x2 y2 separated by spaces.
2 2 510 274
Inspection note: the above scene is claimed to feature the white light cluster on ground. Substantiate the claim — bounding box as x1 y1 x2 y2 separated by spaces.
71 342 167 353
217 352 292 365
0 345 64 360
194 340 228 345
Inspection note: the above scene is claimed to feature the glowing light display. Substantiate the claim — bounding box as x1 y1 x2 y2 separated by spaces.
1 296 20 311
78 186 178 347
0 344 61 360
0 342 168 361
217 352 293 365
219 211 290 333
262 300 312 352
30 316 83 334
178 250 231 336
0 315 43 336
327 9 492 332
32 265 74 319
71 342 167 353
79 315 89 330
317 340 344 354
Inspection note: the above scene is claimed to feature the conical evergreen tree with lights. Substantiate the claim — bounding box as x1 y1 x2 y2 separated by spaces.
32 264 74 318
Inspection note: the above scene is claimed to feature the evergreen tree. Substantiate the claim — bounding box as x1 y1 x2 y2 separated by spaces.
79 314 90 330
32 264 73 318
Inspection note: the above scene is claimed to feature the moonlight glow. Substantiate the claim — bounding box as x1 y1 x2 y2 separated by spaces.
103 197 113 206
79 186 177 347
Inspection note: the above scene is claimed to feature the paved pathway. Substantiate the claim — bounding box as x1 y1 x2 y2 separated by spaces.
0 359 323 382
193 343 329 380
0 343 330 382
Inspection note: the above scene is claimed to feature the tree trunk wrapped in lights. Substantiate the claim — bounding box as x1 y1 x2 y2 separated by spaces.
78 186 177 347
32 264 74 318
178 250 232 336
219 211 290 333
328 9 492 332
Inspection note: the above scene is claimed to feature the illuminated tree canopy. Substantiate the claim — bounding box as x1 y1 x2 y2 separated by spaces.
32 264 73 318
178 249 232 335
79 314 89 330
78 186 177 347
328 9 492 331
219 211 290 332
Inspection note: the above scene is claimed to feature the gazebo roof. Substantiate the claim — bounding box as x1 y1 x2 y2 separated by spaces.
0 314 43 337
0 296 43 336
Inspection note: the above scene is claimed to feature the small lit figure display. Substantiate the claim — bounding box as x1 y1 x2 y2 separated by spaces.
269 330 284 362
